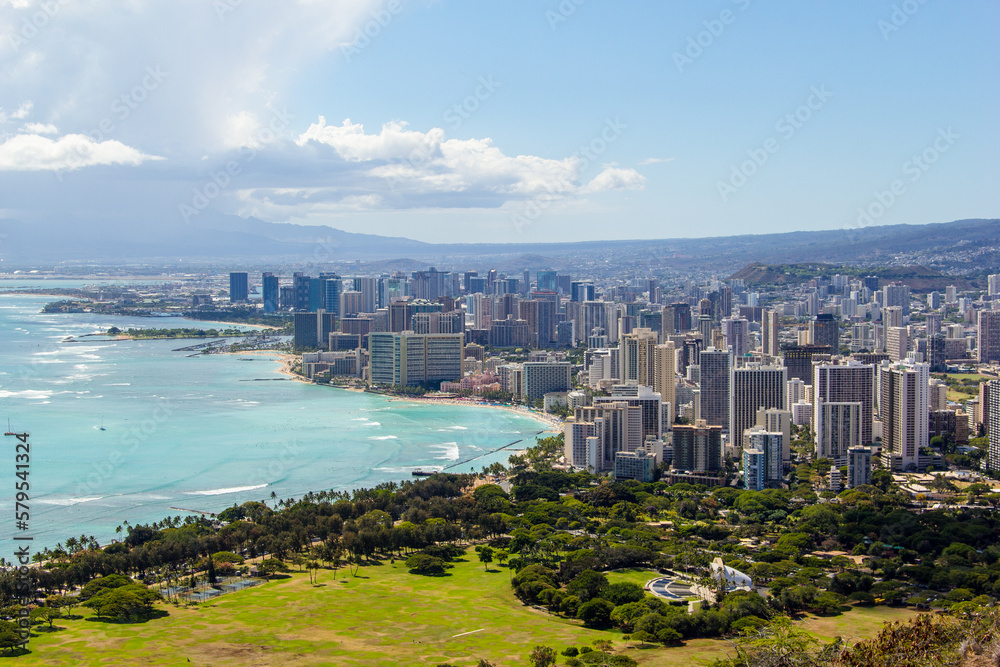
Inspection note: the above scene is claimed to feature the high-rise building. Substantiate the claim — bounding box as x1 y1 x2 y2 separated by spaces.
699 347 731 431
989 274 1000 297
925 312 943 336
782 344 833 384
755 408 791 462
979 310 1000 363
882 283 911 315
654 341 676 422
743 427 783 487
730 365 787 448
815 402 862 460
810 314 839 351
886 326 909 361
261 272 279 312
520 298 556 347
368 331 464 386
293 310 336 350
229 272 248 303
595 384 663 442
571 281 595 302
847 446 872 488
522 361 573 401
621 328 659 387
293 272 311 312
722 316 750 361
566 401 642 470
763 309 780 358
743 447 766 491
614 450 657 483
672 419 723 472
878 360 929 471
352 277 377 313
536 270 557 292
670 303 692 332
410 267 447 301
339 290 363 318
814 362 875 452
988 381 1000 472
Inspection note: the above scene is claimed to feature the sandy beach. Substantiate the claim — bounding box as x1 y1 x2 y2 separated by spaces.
231 350 563 433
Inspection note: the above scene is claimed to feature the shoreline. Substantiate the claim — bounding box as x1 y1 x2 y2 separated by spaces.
225 349 562 433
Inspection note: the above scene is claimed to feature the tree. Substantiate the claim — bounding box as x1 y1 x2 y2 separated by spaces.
207 555 217 584
405 554 446 576
566 569 609 602
528 645 557 667
31 606 61 630
477 545 494 571
0 620 22 654
577 598 615 628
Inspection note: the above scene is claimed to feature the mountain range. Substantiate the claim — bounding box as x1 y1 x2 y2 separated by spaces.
1 212 997 277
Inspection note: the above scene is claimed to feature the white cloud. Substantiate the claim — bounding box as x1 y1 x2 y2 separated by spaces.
19 122 57 134
298 117 443 162
0 133 162 171
227 117 646 221
0 1 383 153
638 157 674 165
583 166 647 193
0 101 33 123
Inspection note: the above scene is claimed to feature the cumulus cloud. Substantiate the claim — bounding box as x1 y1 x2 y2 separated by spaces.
583 166 647 193
283 116 644 210
19 122 57 134
0 133 162 171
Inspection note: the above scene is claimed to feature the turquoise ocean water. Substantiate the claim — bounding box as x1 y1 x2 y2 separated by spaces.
0 284 547 550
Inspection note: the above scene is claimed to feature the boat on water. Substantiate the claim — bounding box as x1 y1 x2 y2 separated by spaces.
411 469 435 477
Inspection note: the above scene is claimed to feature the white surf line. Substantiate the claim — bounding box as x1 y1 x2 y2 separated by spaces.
451 629 485 638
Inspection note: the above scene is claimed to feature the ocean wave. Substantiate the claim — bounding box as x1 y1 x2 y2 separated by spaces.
358 421 381 427
36 496 104 506
368 435 399 440
430 442 460 461
436 425 469 431
349 417 370 421
0 389 52 400
184 484 268 496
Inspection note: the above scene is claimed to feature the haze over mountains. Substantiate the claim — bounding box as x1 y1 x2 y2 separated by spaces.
1 214 997 277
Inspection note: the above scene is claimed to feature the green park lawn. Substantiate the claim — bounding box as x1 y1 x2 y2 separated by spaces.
14 554 918 666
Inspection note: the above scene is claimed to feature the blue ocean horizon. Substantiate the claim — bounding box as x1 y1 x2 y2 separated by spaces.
0 284 548 551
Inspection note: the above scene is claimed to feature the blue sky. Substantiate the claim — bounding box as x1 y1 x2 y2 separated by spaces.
0 0 997 244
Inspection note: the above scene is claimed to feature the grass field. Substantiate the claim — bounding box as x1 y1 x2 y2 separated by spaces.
14 555 918 666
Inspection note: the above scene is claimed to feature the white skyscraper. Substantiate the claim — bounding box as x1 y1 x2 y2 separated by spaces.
730 364 787 449
878 360 930 471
